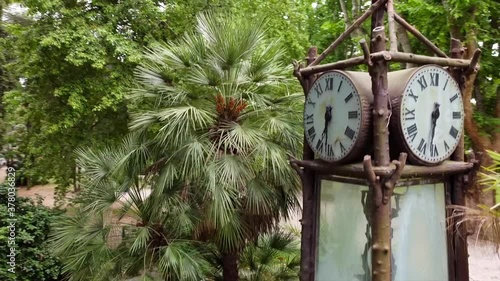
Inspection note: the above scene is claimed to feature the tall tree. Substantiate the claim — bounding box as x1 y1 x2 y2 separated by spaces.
3 0 173 188
123 12 303 280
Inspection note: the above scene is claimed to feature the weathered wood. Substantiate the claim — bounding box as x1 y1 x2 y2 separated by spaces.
369 4 392 279
300 50 472 76
401 161 473 177
298 47 318 281
300 55 365 76
290 158 394 178
359 39 372 66
387 0 398 52
445 181 456 281
309 0 388 67
393 13 448 58
464 48 481 76
449 39 469 281
290 159 474 179
292 60 307 93
383 153 407 204
371 51 470 67
450 39 465 162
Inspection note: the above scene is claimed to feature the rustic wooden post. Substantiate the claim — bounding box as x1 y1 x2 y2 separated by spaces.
449 38 470 281
367 3 393 280
298 47 318 281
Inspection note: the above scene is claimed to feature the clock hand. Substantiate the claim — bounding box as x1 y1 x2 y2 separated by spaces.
322 105 333 147
430 102 440 147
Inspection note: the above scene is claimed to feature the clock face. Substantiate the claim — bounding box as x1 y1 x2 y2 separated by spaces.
400 65 464 164
304 71 363 162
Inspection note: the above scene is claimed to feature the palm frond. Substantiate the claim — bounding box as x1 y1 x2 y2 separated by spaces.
158 242 211 281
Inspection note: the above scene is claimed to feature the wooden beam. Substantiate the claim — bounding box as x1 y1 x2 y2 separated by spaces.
359 39 372 66
289 159 474 179
401 161 473 177
387 0 398 52
448 47 471 281
371 51 470 67
300 50 471 76
290 159 395 178
308 0 388 67
393 13 448 58
464 48 481 76
299 55 365 76
298 47 318 281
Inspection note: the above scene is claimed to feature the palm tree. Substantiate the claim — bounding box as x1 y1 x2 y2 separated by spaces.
50 141 213 281
238 229 300 281
123 11 303 280
450 150 500 252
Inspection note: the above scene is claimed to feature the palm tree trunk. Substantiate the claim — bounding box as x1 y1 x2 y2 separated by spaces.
222 251 239 281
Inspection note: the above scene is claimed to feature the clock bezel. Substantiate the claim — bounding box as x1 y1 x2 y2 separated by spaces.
304 70 372 164
391 65 464 166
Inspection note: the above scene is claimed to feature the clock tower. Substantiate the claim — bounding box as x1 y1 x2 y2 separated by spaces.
290 1 482 281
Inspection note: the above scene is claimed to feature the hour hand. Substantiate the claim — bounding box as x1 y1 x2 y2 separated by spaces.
322 105 333 139
430 103 440 145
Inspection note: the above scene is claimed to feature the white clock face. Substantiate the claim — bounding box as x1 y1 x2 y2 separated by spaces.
400 65 464 164
304 71 362 162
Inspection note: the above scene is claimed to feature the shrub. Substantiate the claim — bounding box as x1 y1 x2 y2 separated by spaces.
0 184 64 280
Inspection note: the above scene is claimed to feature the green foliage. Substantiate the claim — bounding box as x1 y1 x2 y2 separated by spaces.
127 11 303 253
51 11 302 280
3 0 172 188
0 184 64 280
480 150 500 203
239 230 300 281
452 150 500 248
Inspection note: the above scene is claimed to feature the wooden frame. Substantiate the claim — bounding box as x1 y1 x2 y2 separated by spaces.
291 1 482 281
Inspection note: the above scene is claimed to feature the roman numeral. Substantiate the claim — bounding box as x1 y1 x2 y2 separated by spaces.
316 138 324 152
450 94 459 103
404 108 416 120
453 111 461 119
325 78 334 91
337 80 343 92
327 144 334 157
444 140 450 151
344 93 353 103
305 114 314 124
430 72 439 86
417 138 427 154
430 144 439 157
417 76 428 91
344 126 355 140
449 126 459 139
314 83 323 97
406 124 418 142
307 127 316 140
307 100 316 108
443 78 449 91
340 141 346 154
408 90 418 102
348 111 358 119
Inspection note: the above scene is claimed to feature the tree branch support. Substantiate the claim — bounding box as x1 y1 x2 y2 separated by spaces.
309 0 388 67
393 13 448 58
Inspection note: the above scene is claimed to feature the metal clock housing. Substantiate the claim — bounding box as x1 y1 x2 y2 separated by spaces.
304 70 372 163
390 65 464 165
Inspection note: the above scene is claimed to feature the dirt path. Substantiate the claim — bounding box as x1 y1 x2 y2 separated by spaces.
1 167 498 280
468 239 500 281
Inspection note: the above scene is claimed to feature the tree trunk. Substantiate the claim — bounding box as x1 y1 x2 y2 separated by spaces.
222 251 239 281
339 0 363 37
493 87 500 152
395 23 417 69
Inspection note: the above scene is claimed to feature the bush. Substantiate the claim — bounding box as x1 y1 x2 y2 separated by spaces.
0 184 64 280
